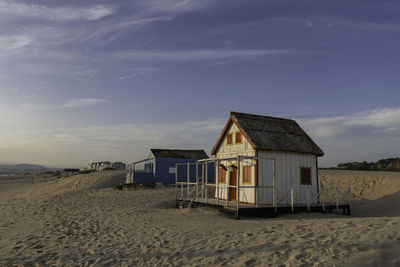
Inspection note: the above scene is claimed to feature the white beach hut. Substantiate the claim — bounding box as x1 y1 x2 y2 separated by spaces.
210 111 324 207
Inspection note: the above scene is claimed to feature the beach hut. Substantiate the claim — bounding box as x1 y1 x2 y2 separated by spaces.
176 112 351 218
63 168 80 177
126 149 210 184
210 111 324 206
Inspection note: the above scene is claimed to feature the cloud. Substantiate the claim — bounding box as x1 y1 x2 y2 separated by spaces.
119 73 140 80
343 108 400 128
142 0 209 14
19 98 107 111
0 118 225 167
84 16 172 45
2 106 399 168
299 107 400 166
115 49 292 62
0 2 116 21
0 35 31 51
118 67 160 80
62 98 107 108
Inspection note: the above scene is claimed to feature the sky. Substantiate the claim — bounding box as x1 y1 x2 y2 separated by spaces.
1 0 400 168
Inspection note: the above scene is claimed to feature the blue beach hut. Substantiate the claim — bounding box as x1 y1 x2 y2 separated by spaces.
126 149 212 184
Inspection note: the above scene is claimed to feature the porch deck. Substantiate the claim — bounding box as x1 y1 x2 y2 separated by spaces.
176 197 351 219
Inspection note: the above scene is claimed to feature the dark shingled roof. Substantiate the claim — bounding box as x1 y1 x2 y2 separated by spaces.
213 112 324 156
150 149 209 159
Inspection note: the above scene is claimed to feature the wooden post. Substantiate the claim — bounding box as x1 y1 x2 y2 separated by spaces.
216 159 220 206
272 159 276 213
290 188 294 213
202 164 205 199
348 189 352 215
205 163 208 204
133 163 136 184
195 162 199 202
226 160 229 207
307 188 310 212
336 188 339 212
237 156 240 215
175 163 178 201
348 198 352 216
180 180 183 204
321 185 325 212
187 162 190 197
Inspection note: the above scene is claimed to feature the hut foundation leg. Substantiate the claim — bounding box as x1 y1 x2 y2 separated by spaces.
235 210 241 220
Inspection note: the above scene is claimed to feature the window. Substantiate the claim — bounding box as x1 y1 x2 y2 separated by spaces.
169 166 176 174
218 167 226 183
242 166 252 184
300 167 312 185
235 132 242 144
226 133 233 145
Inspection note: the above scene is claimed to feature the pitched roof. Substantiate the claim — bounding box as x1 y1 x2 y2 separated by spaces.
211 111 324 156
150 149 209 159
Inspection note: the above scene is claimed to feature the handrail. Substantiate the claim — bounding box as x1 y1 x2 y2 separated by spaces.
187 184 207 208
179 184 198 208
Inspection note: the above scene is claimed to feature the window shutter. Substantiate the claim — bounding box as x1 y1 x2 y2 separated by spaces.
300 167 312 185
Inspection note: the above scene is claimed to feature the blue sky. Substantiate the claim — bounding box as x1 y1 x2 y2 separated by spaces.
1 0 400 168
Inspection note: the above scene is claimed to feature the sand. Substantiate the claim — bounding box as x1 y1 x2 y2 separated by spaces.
0 170 399 266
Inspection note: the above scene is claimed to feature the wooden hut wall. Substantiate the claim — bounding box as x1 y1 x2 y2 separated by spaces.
258 150 318 206
155 157 215 184
214 122 256 204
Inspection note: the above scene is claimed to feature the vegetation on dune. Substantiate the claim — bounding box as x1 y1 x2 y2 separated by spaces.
336 158 400 171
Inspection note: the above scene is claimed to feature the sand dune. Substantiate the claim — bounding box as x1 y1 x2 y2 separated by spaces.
1 170 399 266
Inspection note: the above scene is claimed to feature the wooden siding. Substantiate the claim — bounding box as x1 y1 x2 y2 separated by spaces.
215 121 256 204
258 150 318 206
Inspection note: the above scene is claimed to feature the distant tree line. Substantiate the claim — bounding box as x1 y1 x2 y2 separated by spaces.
336 158 400 171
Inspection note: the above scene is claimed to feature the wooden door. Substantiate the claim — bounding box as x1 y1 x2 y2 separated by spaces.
229 166 237 201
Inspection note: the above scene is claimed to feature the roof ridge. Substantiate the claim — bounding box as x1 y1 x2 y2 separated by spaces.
150 148 204 151
230 111 295 122
246 129 307 136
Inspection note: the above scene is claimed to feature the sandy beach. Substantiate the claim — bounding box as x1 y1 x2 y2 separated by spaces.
0 170 399 266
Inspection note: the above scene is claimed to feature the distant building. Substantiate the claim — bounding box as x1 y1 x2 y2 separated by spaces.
88 161 126 171
126 149 212 184
63 168 80 177
111 162 126 170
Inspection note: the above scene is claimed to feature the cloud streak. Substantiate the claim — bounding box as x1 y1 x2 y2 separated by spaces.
142 0 209 14
62 98 108 108
20 98 107 111
0 1 116 21
115 49 292 62
0 35 31 51
299 107 400 166
0 118 224 167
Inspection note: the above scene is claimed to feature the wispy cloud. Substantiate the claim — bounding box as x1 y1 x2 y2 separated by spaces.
20 98 107 111
0 118 224 167
301 107 400 138
141 0 209 14
299 107 400 166
62 98 108 108
0 35 31 51
115 49 292 62
84 16 172 45
0 1 116 21
118 67 160 80
119 73 141 80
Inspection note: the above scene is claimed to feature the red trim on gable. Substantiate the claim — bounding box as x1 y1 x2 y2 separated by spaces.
231 116 256 150
211 116 233 155
211 115 257 155
254 149 258 205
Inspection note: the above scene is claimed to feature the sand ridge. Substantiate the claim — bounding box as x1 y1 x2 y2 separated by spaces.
0 170 399 266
